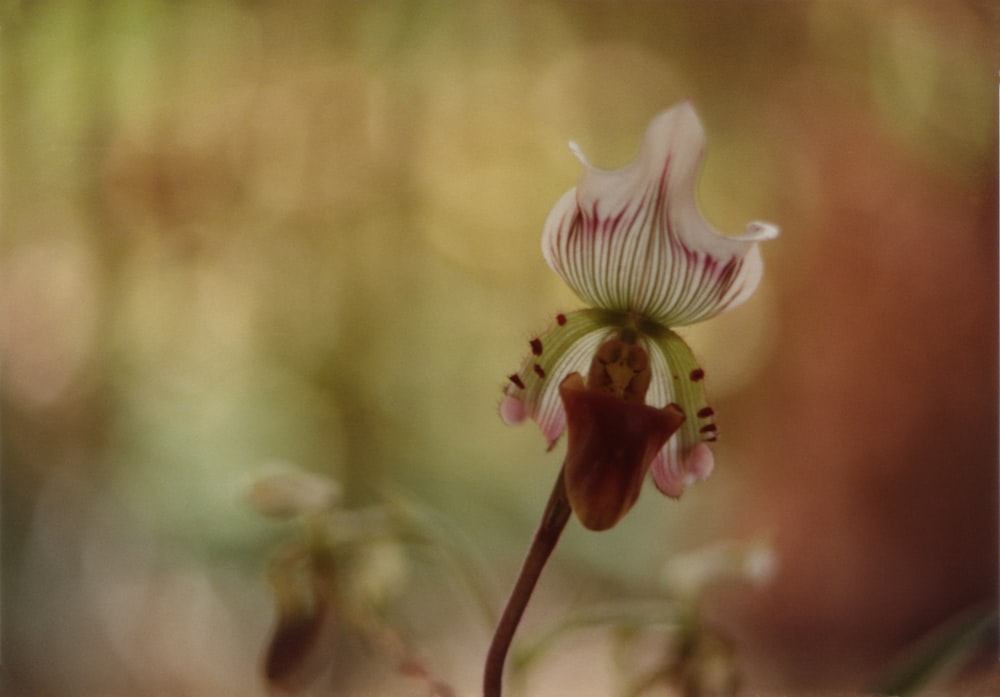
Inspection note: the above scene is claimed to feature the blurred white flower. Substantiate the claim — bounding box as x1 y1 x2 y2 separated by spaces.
502 102 778 527
661 537 777 600
246 465 341 519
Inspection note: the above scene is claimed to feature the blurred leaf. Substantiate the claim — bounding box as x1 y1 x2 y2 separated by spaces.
871 602 998 696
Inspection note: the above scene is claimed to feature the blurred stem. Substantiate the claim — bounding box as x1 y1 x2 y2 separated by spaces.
390 497 500 629
871 601 998 695
483 467 571 697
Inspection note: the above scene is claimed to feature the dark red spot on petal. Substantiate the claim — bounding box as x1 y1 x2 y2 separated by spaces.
697 407 715 418
508 374 525 389
556 313 567 326
533 364 546 378
699 424 718 434
689 368 705 382
530 338 543 356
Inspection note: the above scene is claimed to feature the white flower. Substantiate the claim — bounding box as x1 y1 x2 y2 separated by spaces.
502 103 777 511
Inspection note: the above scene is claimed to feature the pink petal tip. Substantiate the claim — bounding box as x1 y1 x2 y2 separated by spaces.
500 395 526 425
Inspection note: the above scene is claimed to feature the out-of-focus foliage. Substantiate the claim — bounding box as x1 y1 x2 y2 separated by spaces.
2 1 996 695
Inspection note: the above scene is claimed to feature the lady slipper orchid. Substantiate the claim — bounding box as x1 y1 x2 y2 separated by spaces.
501 102 778 518
485 104 778 697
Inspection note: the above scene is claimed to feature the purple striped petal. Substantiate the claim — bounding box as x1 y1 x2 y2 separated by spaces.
641 327 718 498
501 310 617 448
542 102 777 327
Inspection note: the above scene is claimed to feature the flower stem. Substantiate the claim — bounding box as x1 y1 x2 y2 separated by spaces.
484 467 572 697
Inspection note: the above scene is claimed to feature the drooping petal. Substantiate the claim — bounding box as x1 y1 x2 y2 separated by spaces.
640 326 718 498
501 309 618 447
542 102 778 327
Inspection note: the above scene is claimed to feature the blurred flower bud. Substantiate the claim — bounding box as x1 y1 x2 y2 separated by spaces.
248 465 341 519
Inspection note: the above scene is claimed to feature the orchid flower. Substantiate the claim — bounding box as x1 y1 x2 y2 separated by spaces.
484 103 777 697
500 102 778 529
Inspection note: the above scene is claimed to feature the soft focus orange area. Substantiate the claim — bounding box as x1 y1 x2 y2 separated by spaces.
2 1 996 695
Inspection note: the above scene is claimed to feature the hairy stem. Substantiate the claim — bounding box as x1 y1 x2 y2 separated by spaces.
483 468 572 697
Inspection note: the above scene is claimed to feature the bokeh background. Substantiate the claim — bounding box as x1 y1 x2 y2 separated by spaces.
2 1 997 695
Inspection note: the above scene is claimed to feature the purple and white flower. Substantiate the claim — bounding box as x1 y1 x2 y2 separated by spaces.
501 102 777 516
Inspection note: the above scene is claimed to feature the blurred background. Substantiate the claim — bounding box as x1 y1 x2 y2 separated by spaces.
2 1 997 695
